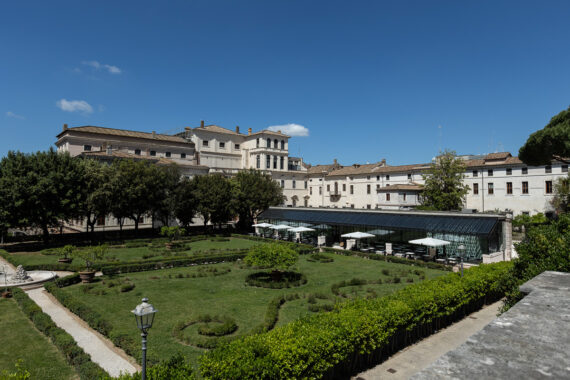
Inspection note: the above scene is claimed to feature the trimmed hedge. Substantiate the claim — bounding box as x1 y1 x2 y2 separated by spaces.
245 271 307 289
100 252 248 275
322 247 451 271
105 353 194 380
10 288 108 380
200 262 510 379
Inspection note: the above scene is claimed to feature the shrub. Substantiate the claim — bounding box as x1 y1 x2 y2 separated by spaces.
106 353 194 380
120 283 135 293
306 253 334 263
244 243 298 272
200 262 510 379
11 288 108 379
245 271 307 288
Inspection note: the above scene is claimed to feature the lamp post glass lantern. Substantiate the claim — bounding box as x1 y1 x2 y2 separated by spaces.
132 298 157 380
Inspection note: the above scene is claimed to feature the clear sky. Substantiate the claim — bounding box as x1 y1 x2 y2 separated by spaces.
1 1 569 166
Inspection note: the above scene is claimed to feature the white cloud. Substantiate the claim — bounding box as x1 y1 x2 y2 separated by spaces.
82 60 122 74
267 123 309 137
6 111 25 120
56 99 94 114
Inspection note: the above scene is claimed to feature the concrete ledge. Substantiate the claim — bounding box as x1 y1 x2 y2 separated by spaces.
412 271 570 379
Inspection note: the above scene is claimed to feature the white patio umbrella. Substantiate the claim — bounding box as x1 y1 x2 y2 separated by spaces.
289 226 316 242
341 231 375 239
408 237 451 247
252 223 274 228
270 224 293 239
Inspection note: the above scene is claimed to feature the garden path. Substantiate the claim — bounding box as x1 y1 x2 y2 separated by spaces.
26 287 140 377
352 300 503 380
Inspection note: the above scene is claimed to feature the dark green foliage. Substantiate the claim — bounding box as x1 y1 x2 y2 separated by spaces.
552 176 570 214
244 243 299 271
231 169 284 229
192 174 234 228
200 262 510 379
173 178 199 228
11 288 108 379
245 271 307 288
120 283 135 292
322 248 451 271
306 253 334 263
519 106 570 165
500 215 570 310
107 353 194 380
419 150 470 211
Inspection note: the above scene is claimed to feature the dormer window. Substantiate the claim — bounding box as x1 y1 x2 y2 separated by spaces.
83 145 92 151
165 152 171 158
181 153 186 159
219 142 225 149
203 140 209 147
235 144 240 150
150 151 156 156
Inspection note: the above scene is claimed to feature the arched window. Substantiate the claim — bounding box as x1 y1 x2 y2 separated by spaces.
274 139 278 148
256 155 260 169
256 138 259 148
280 156 284 169
267 138 271 148
281 140 285 150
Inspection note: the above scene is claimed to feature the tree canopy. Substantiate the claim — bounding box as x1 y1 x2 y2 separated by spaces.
244 243 298 272
232 169 284 229
519 106 570 165
420 150 470 211
193 174 234 228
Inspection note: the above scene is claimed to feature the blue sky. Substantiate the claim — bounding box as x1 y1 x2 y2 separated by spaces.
1 1 569 166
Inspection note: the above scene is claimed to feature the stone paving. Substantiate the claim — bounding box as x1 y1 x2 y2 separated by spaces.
353 300 503 380
413 271 570 379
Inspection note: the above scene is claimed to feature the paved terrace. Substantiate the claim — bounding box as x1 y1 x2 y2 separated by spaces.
413 271 570 379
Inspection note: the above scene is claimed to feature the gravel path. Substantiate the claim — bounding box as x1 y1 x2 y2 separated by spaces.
26 287 139 377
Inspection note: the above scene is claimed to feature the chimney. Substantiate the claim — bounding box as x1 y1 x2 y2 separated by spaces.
248 127 252 135
333 158 338 165
63 123 68 131
106 145 112 155
200 120 205 128
235 126 240 134
381 158 386 166
185 127 190 131
278 130 281 134
152 131 156 138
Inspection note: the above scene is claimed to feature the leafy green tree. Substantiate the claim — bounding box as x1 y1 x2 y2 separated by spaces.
150 164 181 227
551 175 570 214
80 159 113 234
232 169 284 230
193 174 234 229
173 178 198 228
419 150 470 211
0 149 85 244
244 243 298 280
519 106 570 165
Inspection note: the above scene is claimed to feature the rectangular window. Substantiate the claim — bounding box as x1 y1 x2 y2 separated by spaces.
83 144 92 151
546 180 553 194
135 149 141 155
343 184 346 191
367 184 371 194
235 144 240 150
403 193 407 201
256 138 259 148
180 153 186 159
281 180 284 188
522 181 529 194
367 204 371 209
310 187 312 195
150 150 156 156
376 176 380 181
273 156 277 169
350 185 354 194
165 152 171 158
203 140 209 147
472 170 478 177
408 173 412 180
219 142 225 148
563 165 568 173
367 176 370 180
488 183 494 195
507 182 513 194
376 184 380 191
506 168 512 175
266 156 270 169
473 183 479 195
545 165 552 174
522 167 528 175
386 193 390 201
292 180 296 189
327 185 330 192
386 175 390 180
522 211 530 216
304 181 307 189
488 169 493 176
256 155 260 169
319 187 322 195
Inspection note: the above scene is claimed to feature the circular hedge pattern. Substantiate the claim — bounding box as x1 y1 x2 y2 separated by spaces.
245 271 307 288
306 253 334 263
173 315 238 349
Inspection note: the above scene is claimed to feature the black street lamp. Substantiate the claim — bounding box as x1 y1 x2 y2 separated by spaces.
132 298 157 380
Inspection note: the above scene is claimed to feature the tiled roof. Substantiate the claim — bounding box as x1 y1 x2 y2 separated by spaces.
328 163 430 177
58 126 189 144
484 152 512 160
464 156 523 168
307 163 343 175
193 125 242 136
250 130 291 138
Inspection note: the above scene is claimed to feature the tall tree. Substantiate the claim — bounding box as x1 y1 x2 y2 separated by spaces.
150 164 181 227
173 177 198 228
0 149 85 243
232 169 284 229
193 174 234 229
551 175 570 214
80 159 113 234
519 106 570 165
420 150 470 211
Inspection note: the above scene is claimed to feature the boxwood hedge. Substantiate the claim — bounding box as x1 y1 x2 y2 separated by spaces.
199 262 510 379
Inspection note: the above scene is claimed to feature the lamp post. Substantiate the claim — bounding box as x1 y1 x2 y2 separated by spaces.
458 244 465 278
132 298 157 380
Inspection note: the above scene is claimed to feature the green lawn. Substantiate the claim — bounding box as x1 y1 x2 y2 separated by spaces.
58 252 445 367
4 237 259 270
0 298 77 380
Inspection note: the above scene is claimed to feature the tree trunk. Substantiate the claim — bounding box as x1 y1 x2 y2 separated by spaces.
134 216 139 233
41 223 50 245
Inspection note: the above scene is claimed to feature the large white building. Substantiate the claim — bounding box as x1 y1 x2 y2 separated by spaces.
55 122 565 232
